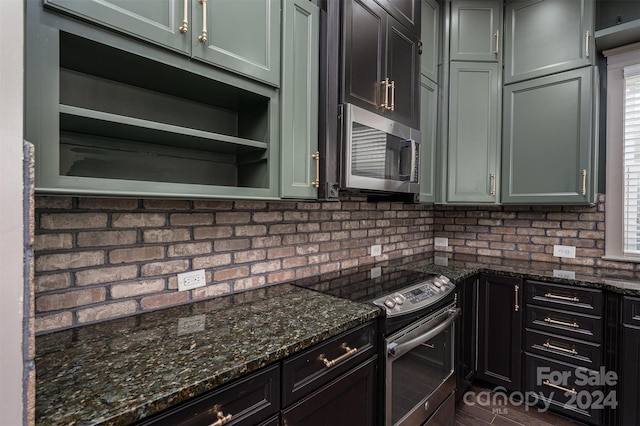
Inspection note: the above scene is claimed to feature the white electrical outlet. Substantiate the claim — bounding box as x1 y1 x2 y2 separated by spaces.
371 244 382 257
177 269 206 292
434 237 448 247
177 314 206 336
553 269 576 280
553 245 576 259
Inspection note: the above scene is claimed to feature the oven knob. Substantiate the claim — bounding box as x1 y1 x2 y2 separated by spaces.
433 278 443 288
393 294 405 305
384 298 396 309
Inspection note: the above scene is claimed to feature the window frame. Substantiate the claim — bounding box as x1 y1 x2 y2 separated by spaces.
604 43 640 261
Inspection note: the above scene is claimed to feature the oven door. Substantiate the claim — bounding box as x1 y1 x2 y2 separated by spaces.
386 305 460 426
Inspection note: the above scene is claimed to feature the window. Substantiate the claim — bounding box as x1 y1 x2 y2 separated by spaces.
605 45 640 261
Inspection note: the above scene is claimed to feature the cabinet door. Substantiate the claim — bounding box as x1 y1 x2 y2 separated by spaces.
43 0 190 54
193 0 281 86
447 62 500 203
504 0 594 84
450 0 502 62
420 0 440 82
377 0 421 36
281 358 377 426
386 15 421 128
342 0 386 113
501 66 595 205
477 274 523 391
280 0 319 199
456 275 477 400
419 76 437 203
622 326 640 425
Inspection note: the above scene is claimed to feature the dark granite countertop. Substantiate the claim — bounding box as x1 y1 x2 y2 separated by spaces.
410 253 640 296
35 284 380 426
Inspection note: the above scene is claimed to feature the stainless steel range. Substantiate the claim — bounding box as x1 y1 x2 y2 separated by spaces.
294 259 459 426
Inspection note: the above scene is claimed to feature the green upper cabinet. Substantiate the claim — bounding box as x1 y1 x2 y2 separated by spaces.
447 62 500 204
419 76 437 203
503 0 594 85
193 0 281 86
450 0 502 62
280 0 319 199
43 0 190 54
43 0 281 87
501 66 597 205
420 0 440 82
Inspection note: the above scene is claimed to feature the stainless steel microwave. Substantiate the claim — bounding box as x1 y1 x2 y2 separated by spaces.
342 104 421 194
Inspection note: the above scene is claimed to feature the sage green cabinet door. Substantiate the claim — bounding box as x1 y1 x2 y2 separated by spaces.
419 76 437 203
503 0 594 84
450 0 502 62
501 67 595 204
420 0 440 82
280 0 319 199
43 0 189 54
193 0 281 86
447 62 500 203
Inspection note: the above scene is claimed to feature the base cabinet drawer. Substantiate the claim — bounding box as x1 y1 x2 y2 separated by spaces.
524 354 604 425
135 364 280 426
282 321 377 407
526 305 602 343
525 329 602 370
281 357 377 426
526 281 603 315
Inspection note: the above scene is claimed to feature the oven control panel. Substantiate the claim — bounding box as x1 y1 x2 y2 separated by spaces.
373 275 455 316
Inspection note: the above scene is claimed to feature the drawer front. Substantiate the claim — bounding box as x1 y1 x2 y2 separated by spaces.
623 296 640 327
526 280 603 315
137 364 280 426
524 354 603 425
526 306 602 343
282 321 377 407
525 329 602 370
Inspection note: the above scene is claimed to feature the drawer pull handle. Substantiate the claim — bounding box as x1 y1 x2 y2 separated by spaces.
490 173 496 196
544 317 579 329
514 285 520 312
319 343 358 368
312 151 320 188
209 410 232 426
543 341 578 355
198 0 208 42
380 78 390 110
389 80 395 111
544 293 580 303
179 0 189 33
543 379 577 395
494 30 500 55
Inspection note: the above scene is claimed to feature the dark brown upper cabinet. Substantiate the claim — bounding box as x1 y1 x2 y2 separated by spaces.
341 0 421 129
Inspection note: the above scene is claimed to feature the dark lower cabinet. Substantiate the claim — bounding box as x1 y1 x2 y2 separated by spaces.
456 275 477 399
281 357 377 426
620 296 640 425
476 274 523 390
259 415 280 426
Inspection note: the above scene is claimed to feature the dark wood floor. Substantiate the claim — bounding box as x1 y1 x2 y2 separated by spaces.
455 386 586 426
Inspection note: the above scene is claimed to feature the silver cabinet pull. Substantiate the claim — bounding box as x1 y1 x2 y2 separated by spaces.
179 0 189 33
198 0 208 42
494 30 500 55
312 151 320 188
490 173 496 196
514 284 519 312
543 380 577 395
545 292 579 303
380 78 390 110
581 169 587 195
389 80 395 111
544 317 580 329
585 31 590 58
543 341 578 355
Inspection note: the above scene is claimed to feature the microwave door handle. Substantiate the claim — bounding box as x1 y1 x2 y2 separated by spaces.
409 139 417 181
388 308 460 358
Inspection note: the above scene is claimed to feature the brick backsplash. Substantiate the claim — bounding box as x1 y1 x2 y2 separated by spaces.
33 196 434 333
35 193 639 334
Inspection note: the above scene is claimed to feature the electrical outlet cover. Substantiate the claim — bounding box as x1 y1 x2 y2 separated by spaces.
553 245 576 259
371 244 382 257
434 237 448 247
177 269 206 292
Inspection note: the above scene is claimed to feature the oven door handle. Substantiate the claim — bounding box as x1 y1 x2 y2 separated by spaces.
388 308 460 358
